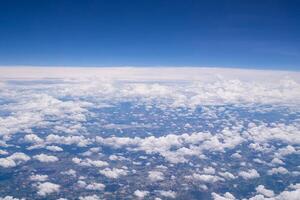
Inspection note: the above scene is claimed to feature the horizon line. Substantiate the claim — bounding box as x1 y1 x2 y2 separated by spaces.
0 65 299 72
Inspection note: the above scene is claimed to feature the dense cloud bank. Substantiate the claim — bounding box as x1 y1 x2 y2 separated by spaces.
0 68 299 199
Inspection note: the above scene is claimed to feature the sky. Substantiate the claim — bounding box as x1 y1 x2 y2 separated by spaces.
0 0 299 70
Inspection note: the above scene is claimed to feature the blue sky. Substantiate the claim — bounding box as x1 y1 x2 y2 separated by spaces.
0 0 299 70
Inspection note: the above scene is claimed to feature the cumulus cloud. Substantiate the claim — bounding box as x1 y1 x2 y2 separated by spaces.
186 173 223 183
99 167 128 179
46 134 90 147
72 157 108 168
267 167 289 175
148 171 165 182
30 174 48 182
46 145 63 152
33 154 58 163
0 152 30 168
256 185 275 197
85 182 105 191
36 182 60 196
0 197 25 200
211 192 236 200
96 129 244 163
134 190 149 199
79 195 100 200
24 134 44 144
159 190 176 198
238 169 260 180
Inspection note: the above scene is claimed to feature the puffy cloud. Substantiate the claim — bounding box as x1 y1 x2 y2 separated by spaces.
0 197 25 200
245 124 300 145
186 173 223 183
238 169 260 180
96 129 244 164
61 169 77 177
99 167 128 179
30 174 48 182
267 167 289 175
85 182 105 191
0 150 8 155
211 192 236 200
159 190 176 198
45 145 63 152
134 190 149 199
203 167 216 174
46 134 90 147
79 195 100 200
24 134 44 144
256 185 275 198
0 152 30 168
36 182 60 196
0 196 25 200
148 171 165 182
33 154 58 163
72 157 108 168
218 172 236 180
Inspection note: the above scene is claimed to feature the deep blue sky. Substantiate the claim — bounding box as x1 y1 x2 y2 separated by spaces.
0 0 299 70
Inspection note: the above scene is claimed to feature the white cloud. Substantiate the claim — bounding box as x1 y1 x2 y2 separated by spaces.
61 169 77 177
267 167 289 175
85 182 105 191
238 169 260 180
203 167 216 174
36 182 60 196
211 192 236 200
46 134 90 147
159 190 176 198
24 134 44 144
0 197 25 200
79 195 100 200
96 129 244 164
0 152 30 168
256 185 275 198
72 157 108 168
134 190 149 199
218 172 236 180
0 150 8 155
30 174 48 182
33 154 58 163
186 173 223 183
45 145 63 152
99 167 128 179
148 171 165 182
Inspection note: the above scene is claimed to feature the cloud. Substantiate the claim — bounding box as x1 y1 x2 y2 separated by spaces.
33 154 58 163
36 182 60 196
46 134 90 147
30 174 48 182
24 134 44 144
211 192 236 200
238 169 260 180
99 167 128 179
72 157 108 168
186 173 223 183
267 167 289 175
159 190 177 198
85 182 105 191
46 145 63 152
134 190 149 199
96 129 244 163
148 171 165 182
0 152 30 168
61 169 77 177
79 195 100 200
256 185 275 198
0 197 25 200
